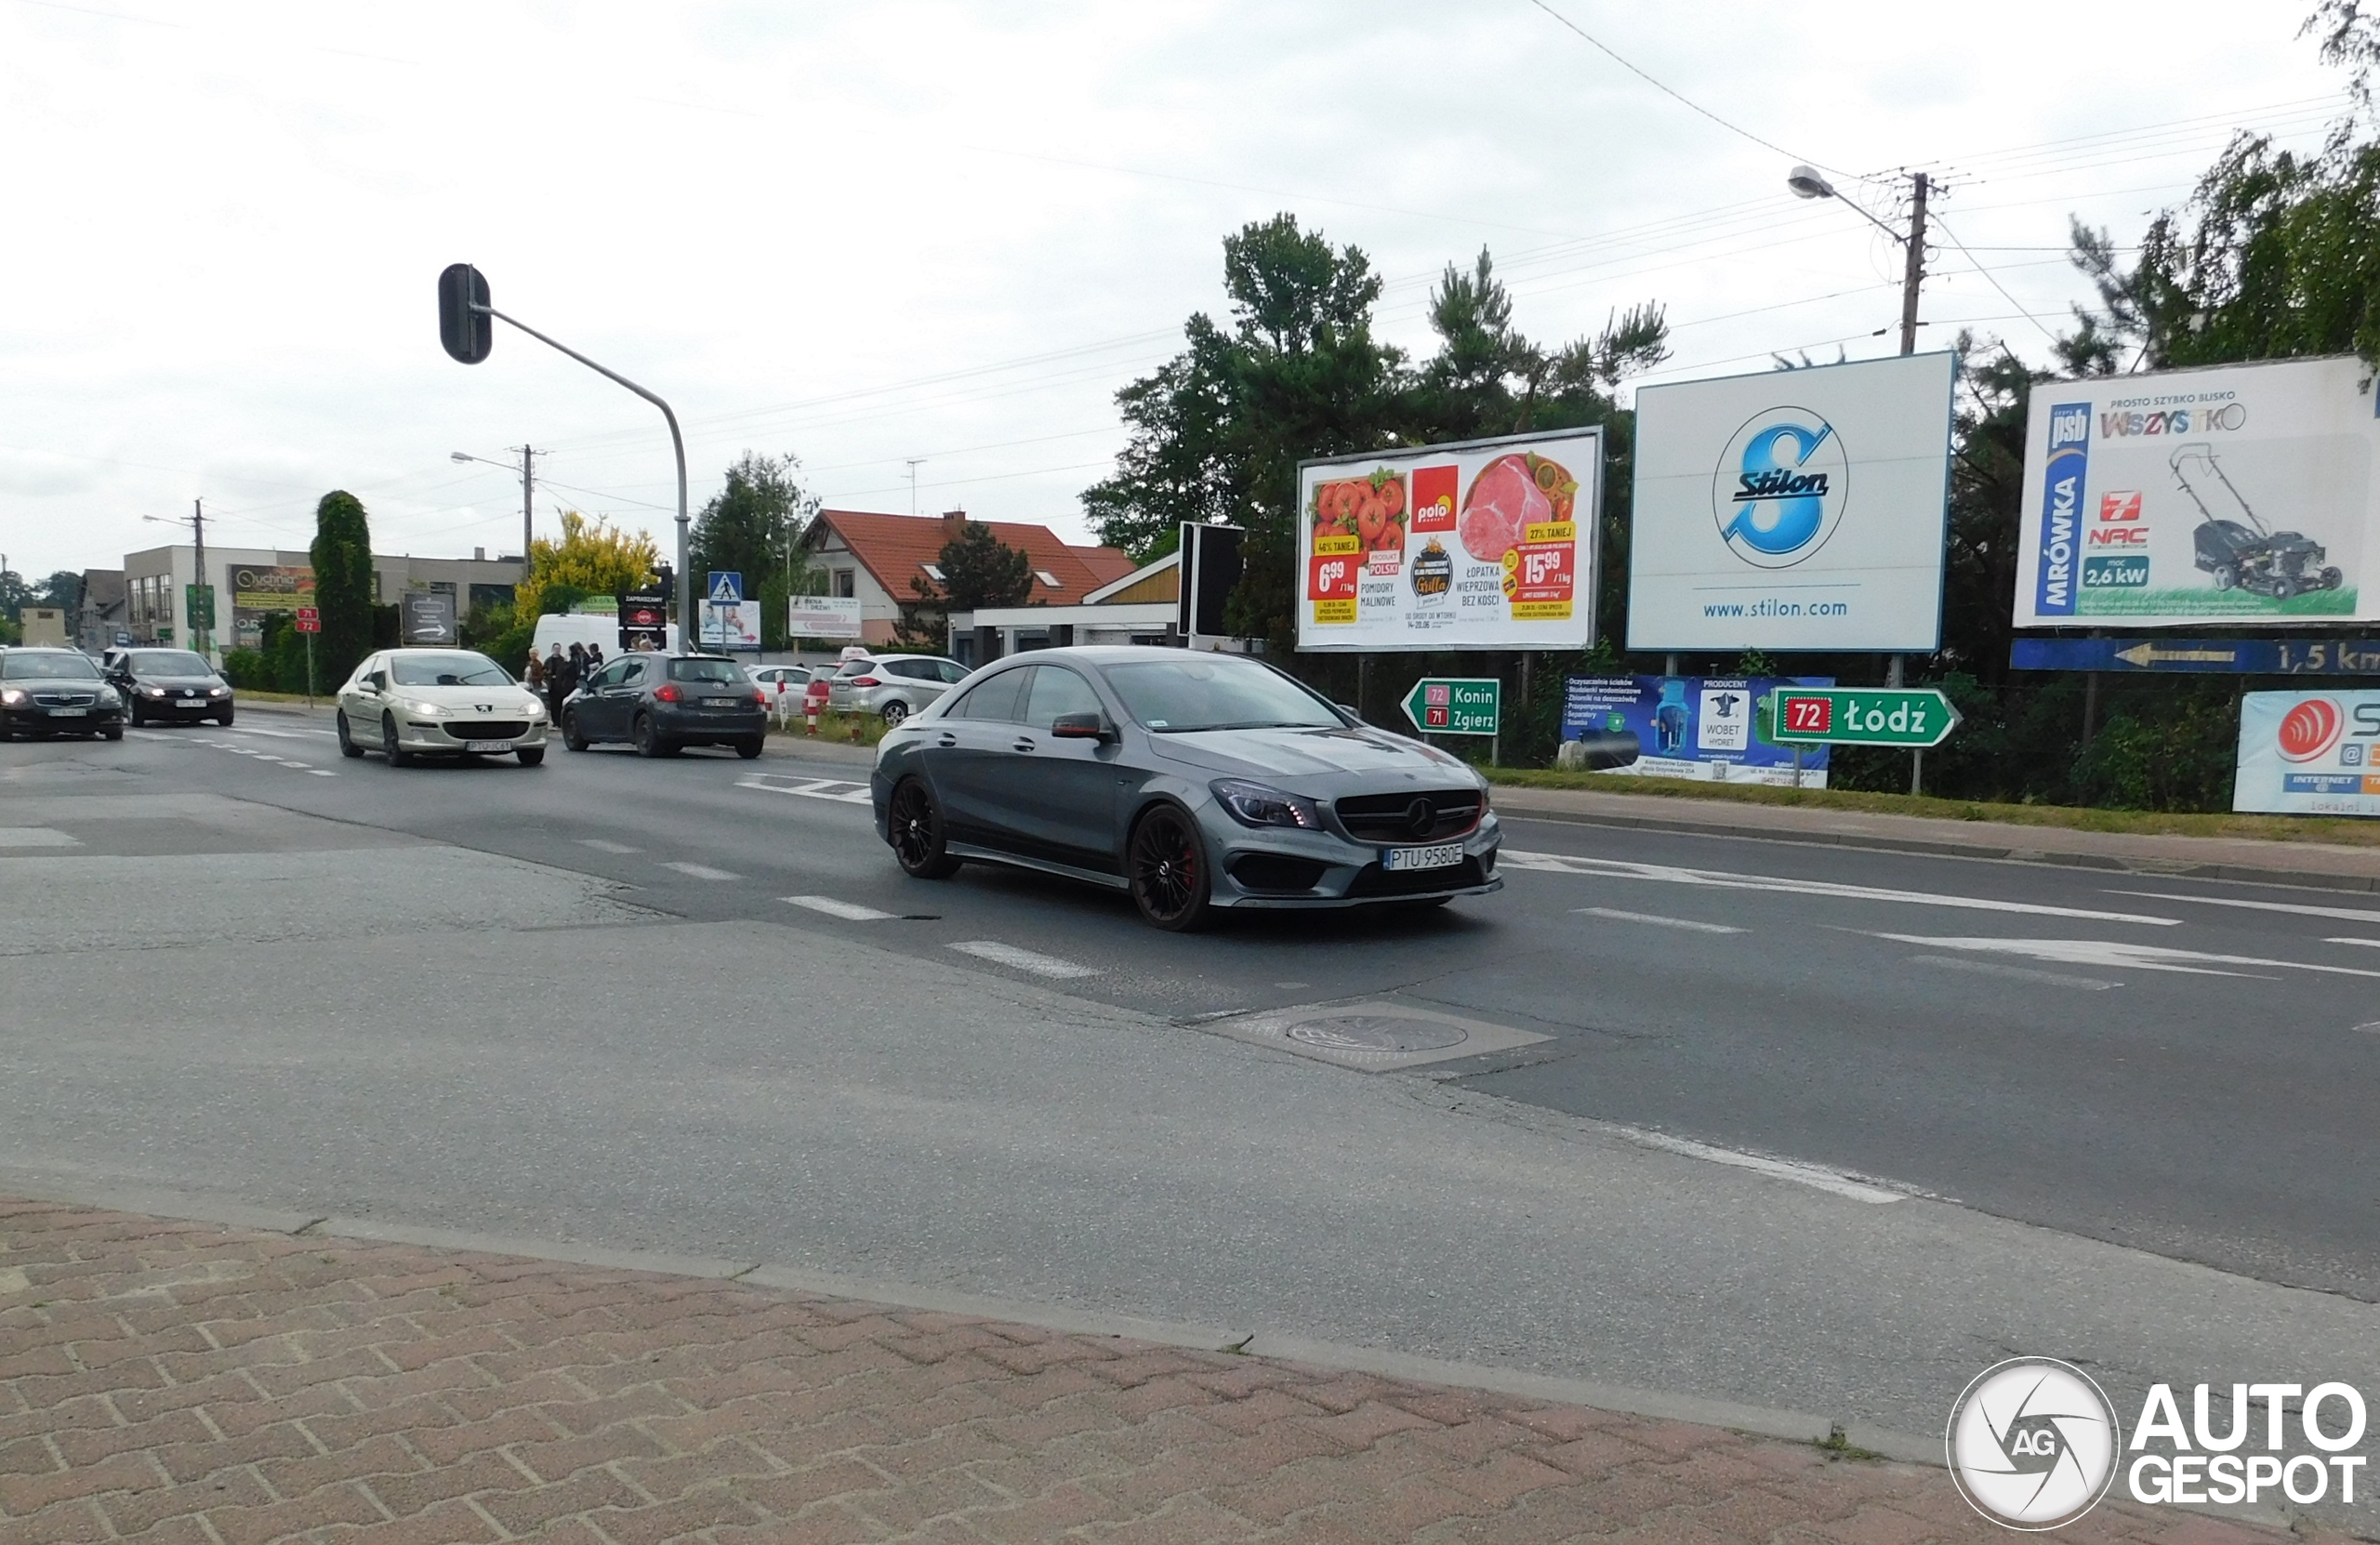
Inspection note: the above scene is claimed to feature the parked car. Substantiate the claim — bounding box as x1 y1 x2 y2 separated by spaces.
750 664 813 709
561 653 767 759
871 647 1501 931
0 647 126 741
334 648 549 766
100 647 233 726
828 654 967 726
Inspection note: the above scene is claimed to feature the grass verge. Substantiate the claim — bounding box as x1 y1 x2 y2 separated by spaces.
1482 766 2380 846
765 708 891 748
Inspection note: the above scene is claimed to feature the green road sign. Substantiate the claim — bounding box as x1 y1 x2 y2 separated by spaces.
185 585 216 629
1400 678 1500 737
1770 687 1960 748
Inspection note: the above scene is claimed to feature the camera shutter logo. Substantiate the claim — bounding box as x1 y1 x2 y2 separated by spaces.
1712 406 1850 568
1947 1357 2120 1530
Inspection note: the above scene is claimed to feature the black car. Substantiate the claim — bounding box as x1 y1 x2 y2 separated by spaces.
0 648 126 741
100 647 234 726
561 653 768 759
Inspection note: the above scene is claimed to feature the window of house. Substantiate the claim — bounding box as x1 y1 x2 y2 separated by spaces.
920 563 945 583
1035 570 1062 589
831 569 856 599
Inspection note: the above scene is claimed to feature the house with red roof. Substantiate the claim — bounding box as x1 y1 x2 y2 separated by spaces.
801 508 1135 649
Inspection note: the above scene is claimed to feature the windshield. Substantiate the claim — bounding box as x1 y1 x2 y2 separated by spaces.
128 651 214 676
389 652 511 687
2 653 102 680
667 658 749 685
1101 659 1344 733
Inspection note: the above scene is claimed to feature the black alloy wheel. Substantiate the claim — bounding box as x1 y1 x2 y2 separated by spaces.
632 712 675 758
516 746 546 767
888 778 960 878
1128 804 1211 931
336 711 364 758
734 737 763 759
562 709 589 752
380 712 412 768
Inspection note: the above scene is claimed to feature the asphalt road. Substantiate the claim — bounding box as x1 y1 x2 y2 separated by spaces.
4 712 2378 1482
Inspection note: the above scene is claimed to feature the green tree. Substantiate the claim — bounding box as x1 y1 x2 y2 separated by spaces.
309 490 375 689
692 451 820 647
932 522 1033 612
514 511 659 621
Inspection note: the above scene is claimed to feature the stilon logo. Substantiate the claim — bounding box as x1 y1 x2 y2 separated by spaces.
1711 407 1849 569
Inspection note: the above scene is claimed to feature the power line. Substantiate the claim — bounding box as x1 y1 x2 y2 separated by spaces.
1929 212 2063 342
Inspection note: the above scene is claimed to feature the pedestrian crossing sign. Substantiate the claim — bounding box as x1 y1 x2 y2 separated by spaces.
707 572 742 604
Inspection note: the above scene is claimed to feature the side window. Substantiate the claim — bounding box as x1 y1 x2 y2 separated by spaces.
947 668 1029 723
936 661 969 683
1024 667 1102 730
840 658 876 678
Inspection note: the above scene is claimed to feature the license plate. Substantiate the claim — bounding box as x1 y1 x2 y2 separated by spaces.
703 697 741 708
464 739 512 753
1382 842 1462 872
50 707 89 718
178 698 212 708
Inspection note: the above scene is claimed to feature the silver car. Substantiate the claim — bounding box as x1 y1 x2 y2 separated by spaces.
828 654 967 726
335 648 549 767
871 647 1501 931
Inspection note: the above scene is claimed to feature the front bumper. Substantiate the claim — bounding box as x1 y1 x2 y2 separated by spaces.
391 719 551 753
1204 810 1503 908
136 693 231 716
2 704 125 734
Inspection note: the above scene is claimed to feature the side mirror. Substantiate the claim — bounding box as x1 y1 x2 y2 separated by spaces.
1335 703 1361 721
1050 711 1111 742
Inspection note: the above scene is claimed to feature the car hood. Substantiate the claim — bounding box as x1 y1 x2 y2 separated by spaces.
130 675 221 688
1150 724 1478 788
384 684 543 713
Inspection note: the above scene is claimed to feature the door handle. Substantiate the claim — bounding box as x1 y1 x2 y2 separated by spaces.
937 733 957 747
1012 736 1037 752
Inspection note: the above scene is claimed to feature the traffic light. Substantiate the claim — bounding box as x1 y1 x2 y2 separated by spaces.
654 563 675 607
438 263 493 364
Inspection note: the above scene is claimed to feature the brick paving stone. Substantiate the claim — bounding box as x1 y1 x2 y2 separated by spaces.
0 1198 2335 1545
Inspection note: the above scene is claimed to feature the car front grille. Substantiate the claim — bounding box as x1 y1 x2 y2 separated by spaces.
1332 789 1484 843
443 721 528 740
1345 856 1487 897
1228 853 1329 893
32 692 98 708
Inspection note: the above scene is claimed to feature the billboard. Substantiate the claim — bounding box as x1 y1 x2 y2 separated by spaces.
2235 689 2380 815
1562 675 1834 787
786 596 865 639
617 590 668 651
1628 351 1955 652
1295 426 1602 652
699 600 760 651
228 562 313 652
2015 357 2378 627
401 587 457 645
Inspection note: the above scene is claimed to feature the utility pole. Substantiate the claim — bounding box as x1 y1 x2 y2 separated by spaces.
905 458 927 517
191 498 210 660
1897 173 1929 358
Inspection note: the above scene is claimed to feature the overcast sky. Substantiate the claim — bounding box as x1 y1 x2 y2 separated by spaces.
0 0 2349 581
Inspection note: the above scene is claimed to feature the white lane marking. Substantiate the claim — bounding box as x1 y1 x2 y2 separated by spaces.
580 839 641 854
1911 955 2120 991
224 724 329 740
662 862 743 881
785 895 897 921
2109 890 2380 925
126 730 175 742
949 940 1099 979
2326 937 2380 949
306 770 337 777
1871 932 2380 981
1574 906 1743 934
2360 1022 2380 1034
0 827 78 849
1499 850 2180 927
1610 1127 1906 1205
737 774 872 804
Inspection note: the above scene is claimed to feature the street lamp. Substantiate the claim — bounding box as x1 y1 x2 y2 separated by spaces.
450 447 539 562
1788 164 1929 357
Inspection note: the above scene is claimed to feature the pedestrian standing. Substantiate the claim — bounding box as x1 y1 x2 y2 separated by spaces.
523 651 544 692
584 641 604 677
543 645 569 719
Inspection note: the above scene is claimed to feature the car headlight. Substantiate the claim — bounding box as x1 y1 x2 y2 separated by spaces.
208 685 228 697
1211 779 1324 830
404 699 449 717
521 699 546 718
97 687 121 706
0 689 21 706
143 685 167 697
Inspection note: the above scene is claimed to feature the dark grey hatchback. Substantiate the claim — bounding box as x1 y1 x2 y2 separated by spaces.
871 647 1501 931
560 653 768 758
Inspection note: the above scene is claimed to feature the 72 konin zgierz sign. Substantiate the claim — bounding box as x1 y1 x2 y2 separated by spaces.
1770 686 1959 748
1400 679 1500 737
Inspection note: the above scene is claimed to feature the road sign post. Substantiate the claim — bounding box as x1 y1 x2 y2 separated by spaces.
296 607 320 707
707 572 743 605
1768 687 1960 748
1400 678 1501 759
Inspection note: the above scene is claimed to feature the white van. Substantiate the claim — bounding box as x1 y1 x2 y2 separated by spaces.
530 614 679 658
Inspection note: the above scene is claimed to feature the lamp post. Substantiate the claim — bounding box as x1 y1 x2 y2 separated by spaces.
451 448 541 561
1788 165 1933 793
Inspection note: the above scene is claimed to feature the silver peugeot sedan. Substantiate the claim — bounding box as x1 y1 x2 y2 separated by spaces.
870 647 1501 930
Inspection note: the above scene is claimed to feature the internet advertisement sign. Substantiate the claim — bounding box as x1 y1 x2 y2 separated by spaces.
2234 688 2380 816
1296 425 1602 653
2016 356 2380 628
1563 675 1834 787
1628 351 1955 653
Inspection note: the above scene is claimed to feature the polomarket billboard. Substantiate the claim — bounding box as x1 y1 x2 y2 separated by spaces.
1626 351 1955 653
1295 425 1602 653
2015 356 2379 627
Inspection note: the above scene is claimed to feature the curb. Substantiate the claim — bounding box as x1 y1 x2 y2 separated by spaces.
0 1173 1938 1468
1493 802 2380 895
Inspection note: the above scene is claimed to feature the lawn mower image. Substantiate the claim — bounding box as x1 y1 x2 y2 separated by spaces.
2172 442 2345 600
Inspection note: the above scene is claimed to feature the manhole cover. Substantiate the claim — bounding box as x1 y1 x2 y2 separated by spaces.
1284 1015 1468 1053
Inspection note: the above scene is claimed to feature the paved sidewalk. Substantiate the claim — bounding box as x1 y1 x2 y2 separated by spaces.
1488 783 2380 891
0 1199 2322 1545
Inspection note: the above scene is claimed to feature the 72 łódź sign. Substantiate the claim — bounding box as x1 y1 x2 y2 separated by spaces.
1770 687 1960 748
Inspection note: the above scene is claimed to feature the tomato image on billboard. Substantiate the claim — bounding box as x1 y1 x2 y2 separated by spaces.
1311 469 1408 560
2278 696 2344 761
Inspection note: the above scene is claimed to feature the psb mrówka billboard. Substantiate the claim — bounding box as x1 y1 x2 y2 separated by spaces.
2234 689 2380 816
1295 426 1603 653
2015 356 2377 627
1627 351 1955 653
